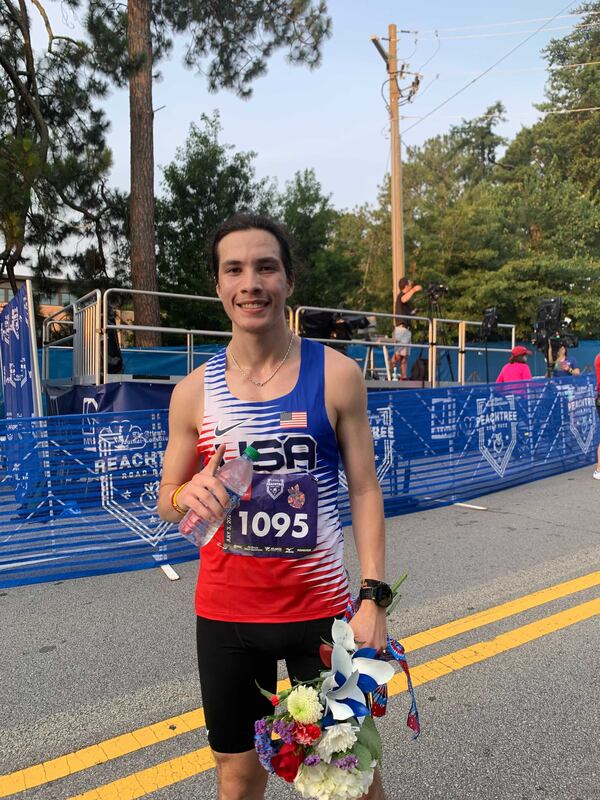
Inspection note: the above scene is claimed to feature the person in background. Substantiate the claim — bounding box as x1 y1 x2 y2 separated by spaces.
594 352 600 481
496 346 533 383
390 277 421 380
552 345 580 377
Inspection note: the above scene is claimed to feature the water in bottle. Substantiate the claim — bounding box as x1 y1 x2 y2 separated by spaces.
179 446 260 547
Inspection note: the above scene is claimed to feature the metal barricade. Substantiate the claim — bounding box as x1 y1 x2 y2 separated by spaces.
101 288 228 383
73 291 101 384
458 321 517 384
39 286 518 389
429 317 464 388
42 290 101 385
293 305 433 383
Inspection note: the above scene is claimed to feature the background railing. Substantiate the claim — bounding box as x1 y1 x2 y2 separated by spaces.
35 285 562 391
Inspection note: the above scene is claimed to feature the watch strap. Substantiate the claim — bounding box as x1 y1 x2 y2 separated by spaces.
359 586 378 601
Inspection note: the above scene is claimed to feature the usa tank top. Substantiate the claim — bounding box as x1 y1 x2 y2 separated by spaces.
194 337 350 623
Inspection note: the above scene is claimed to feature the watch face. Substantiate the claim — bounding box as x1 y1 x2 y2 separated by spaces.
375 585 393 608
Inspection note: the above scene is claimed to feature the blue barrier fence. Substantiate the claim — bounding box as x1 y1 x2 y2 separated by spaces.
1 376 598 588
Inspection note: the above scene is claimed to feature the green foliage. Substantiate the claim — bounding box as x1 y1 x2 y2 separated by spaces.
3 1 600 344
450 256 600 339
394 28 600 338
0 0 123 296
279 169 362 309
356 714 383 762
503 2 600 199
156 125 365 330
156 112 276 334
85 0 332 97
350 741 373 771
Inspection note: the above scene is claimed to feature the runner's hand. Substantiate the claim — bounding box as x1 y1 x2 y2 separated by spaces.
349 601 388 652
176 444 229 522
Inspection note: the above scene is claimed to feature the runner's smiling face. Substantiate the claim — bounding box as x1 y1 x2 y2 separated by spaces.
215 229 294 332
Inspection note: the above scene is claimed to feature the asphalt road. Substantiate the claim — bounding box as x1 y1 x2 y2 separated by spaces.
1 464 599 800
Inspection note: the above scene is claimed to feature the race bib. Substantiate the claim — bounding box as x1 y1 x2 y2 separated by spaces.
223 472 318 558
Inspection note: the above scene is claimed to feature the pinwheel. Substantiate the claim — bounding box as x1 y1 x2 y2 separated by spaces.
320 621 395 723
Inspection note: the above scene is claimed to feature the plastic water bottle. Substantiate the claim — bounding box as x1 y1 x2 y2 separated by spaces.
178 446 260 547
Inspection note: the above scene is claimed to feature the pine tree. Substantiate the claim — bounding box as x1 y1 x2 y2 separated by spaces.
0 0 120 299
83 0 332 344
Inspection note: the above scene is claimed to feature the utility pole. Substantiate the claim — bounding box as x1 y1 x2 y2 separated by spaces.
372 24 406 311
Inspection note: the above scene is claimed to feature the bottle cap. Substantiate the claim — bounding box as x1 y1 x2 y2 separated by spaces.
243 445 260 462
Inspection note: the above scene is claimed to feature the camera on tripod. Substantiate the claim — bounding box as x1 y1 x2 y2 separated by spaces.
298 310 371 349
532 298 579 353
425 283 449 302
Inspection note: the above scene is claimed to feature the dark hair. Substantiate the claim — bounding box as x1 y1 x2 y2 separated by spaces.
510 354 527 364
209 213 294 282
398 277 411 291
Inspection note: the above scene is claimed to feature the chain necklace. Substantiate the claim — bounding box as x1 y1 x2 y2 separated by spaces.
228 332 295 388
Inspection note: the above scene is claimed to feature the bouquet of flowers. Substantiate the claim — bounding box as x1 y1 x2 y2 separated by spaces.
254 585 419 800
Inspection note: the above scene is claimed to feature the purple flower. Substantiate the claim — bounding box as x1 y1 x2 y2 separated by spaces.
254 731 276 773
272 718 295 744
333 755 359 771
303 754 322 766
254 719 269 735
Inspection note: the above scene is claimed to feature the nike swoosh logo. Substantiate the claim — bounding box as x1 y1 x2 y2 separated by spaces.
214 417 256 438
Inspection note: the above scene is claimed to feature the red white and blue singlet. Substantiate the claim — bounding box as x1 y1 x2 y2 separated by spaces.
194 338 350 623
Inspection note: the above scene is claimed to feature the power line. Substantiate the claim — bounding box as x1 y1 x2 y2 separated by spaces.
416 11 600 35
432 59 600 78
548 104 600 114
402 1 580 137
400 105 600 123
420 21 600 42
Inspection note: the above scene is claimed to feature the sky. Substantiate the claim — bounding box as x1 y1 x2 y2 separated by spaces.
42 1 587 210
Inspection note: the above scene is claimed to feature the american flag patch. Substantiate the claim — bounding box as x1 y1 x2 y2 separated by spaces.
280 411 308 428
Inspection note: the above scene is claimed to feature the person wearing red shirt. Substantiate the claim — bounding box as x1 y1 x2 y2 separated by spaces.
594 353 600 480
496 346 533 383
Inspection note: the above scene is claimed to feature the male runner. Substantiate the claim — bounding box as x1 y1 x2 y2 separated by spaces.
158 213 391 800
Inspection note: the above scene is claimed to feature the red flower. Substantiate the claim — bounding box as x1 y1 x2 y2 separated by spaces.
293 723 321 745
319 643 332 668
271 742 305 782
270 695 280 707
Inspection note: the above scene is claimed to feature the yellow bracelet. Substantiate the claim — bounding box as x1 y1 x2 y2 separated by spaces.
171 482 190 515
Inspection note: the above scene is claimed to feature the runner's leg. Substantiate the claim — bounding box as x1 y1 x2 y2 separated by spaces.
197 617 275 800
212 749 268 800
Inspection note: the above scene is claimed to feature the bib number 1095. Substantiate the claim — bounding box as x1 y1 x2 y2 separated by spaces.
237 510 309 539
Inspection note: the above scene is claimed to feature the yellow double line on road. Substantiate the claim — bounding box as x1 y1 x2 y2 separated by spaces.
2 570 600 800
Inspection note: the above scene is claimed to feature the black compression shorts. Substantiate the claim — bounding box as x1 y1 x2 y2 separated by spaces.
196 615 336 753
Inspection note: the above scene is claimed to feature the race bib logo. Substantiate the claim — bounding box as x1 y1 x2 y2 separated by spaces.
266 476 285 499
431 397 457 440
287 483 306 509
476 394 517 477
567 386 596 454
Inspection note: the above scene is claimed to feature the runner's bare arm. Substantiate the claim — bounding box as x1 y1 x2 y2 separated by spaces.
158 370 230 524
328 353 385 580
325 349 387 649
157 374 204 523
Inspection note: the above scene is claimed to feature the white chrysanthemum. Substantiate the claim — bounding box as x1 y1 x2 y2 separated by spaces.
294 763 334 799
334 765 375 799
294 762 375 800
286 685 323 724
315 723 357 762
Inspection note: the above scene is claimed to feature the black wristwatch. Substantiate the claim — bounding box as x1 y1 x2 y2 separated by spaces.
359 579 393 608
